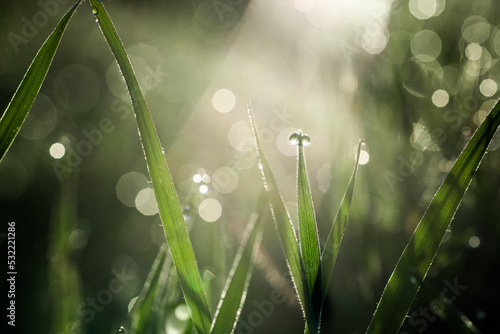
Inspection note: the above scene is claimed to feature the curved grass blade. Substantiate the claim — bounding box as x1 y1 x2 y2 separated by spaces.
129 244 171 334
247 100 315 333
295 133 322 329
88 1 211 332
0 0 81 162
321 139 363 298
210 212 263 334
367 99 500 334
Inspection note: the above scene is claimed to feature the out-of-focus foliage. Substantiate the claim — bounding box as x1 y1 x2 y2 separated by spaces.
1 0 499 333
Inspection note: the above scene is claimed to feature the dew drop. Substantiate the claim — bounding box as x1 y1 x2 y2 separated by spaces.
289 132 301 146
301 134 311 146
357 139 369 165
116 326 125 334
182 205 192 222
92 6 99 22
289 131 311 147
95 17 99 23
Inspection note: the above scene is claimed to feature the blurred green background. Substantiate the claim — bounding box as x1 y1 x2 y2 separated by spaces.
1 0 499 333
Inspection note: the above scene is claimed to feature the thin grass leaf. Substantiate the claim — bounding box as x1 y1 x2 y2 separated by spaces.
49 172 82 334
321 139 363 298
210 212 263 334
247 100 316 333
294 132 322 329
88 1 211 332
0 0 81 162
367 99 500 334
129 244 171 334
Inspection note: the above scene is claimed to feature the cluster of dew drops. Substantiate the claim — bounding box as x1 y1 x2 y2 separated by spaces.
289 131 368 164
289 131 311 147
116 326 125 334
92 6 99 22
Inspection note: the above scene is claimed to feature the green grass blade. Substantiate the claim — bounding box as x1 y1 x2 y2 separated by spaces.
321 139 363 298
247 100 315 333
367 98 500 334
0 0 81 163
130 244 171 334
88 1 212 332
48 173 82 334
294 132 322 329
210 212 263 334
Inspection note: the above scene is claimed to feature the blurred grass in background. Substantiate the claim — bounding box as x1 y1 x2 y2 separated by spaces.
1 0 499 333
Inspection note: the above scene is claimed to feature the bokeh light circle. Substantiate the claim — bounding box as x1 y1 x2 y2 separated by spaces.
431 89 449 107
411 30 442 62
361 22 389 55
116 172 150 207
49 143 65 159
135 188 159 216
465 43 483 60
479 79 497 97
198 198 222 222
409 0 445 20
462 16 491 44
212 88 236 113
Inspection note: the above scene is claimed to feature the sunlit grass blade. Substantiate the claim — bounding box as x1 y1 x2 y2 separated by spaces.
321 139 363 298
294 132 322 329
408 270 481 334
247 100 315 333
88 1 212 332
210 212 263 334
0 0 81 162
129 243 171 334
367 99 500 334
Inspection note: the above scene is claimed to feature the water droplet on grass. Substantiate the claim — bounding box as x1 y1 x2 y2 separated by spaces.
116 326 125 334
289 132 311 146
92 7 99 22
301 134 311 146
289 132 301 146
357 139 370 165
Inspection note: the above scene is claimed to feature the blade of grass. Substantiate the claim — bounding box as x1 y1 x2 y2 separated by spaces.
367 98 500 334
0 0 81 162
48 172 82 334
247 100 315 333
321 139 363 298
88 1 212 332
129 243 171 334
210 212 263 334
295 133 322 329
